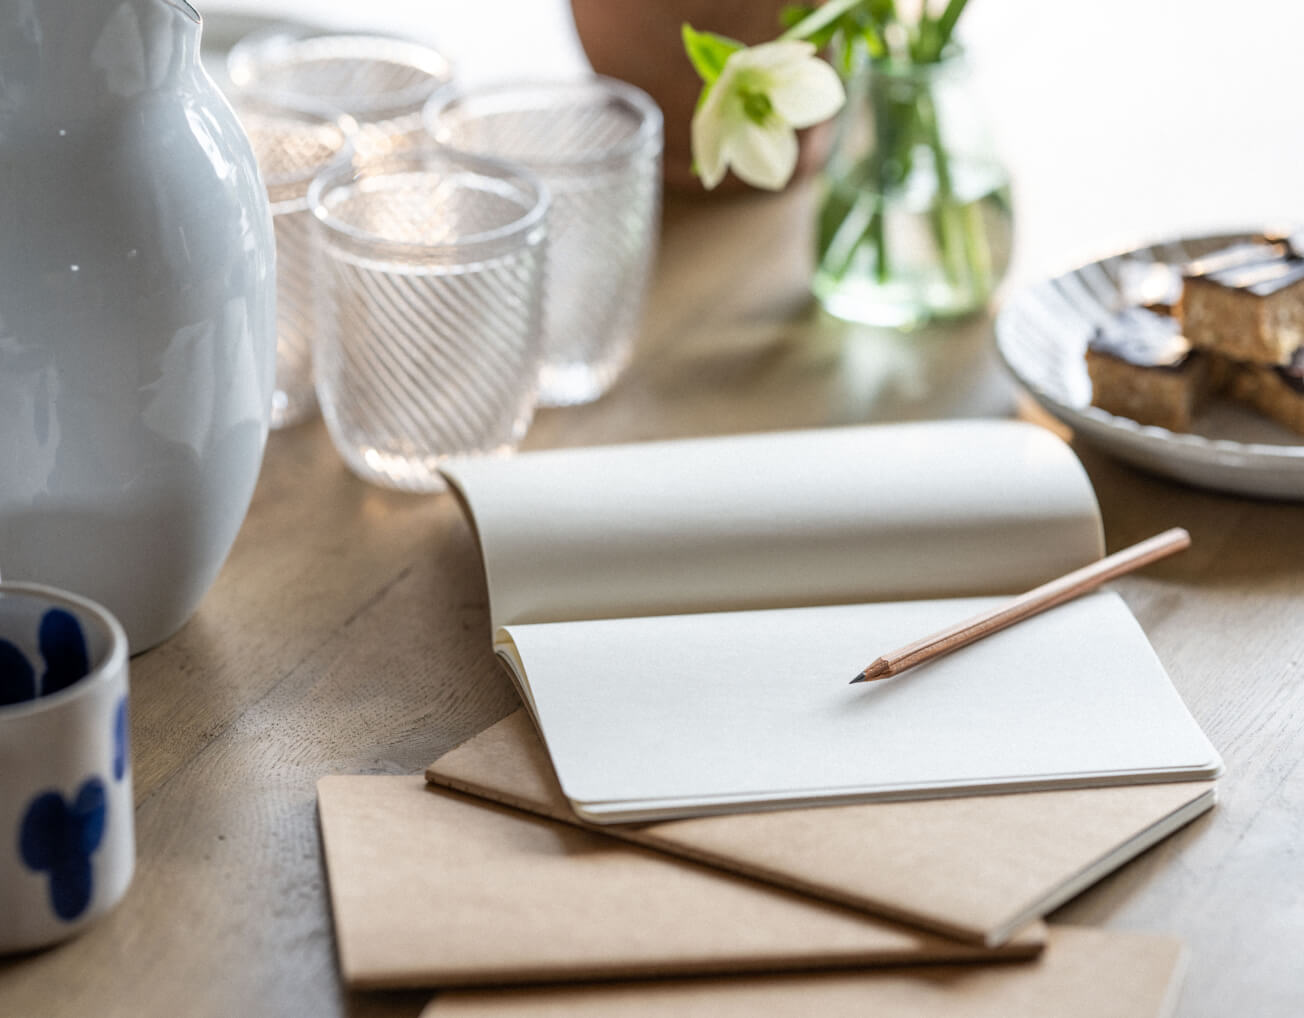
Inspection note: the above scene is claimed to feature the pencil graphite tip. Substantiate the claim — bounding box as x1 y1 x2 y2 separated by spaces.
850 660 890 684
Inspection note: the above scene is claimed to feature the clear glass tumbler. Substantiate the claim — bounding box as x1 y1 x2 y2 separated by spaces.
307 150 548 492
233 96 354 429
425 77 662 407
228 31 453 158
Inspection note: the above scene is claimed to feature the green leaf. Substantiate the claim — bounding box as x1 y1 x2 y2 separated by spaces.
681 24 744 85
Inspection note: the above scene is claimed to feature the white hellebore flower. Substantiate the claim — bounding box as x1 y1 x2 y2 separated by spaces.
692 40 844 191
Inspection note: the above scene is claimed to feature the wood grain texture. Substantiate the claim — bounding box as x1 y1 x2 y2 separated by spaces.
0 181 1300 1018
1050 445 1304 1018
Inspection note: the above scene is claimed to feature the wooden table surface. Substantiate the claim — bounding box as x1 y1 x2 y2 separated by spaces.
2 180 1300 1018
6 0 1304 1012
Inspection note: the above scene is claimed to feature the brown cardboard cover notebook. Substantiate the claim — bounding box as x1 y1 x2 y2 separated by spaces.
421 925 1185 1018
425 712 1215 945
316 776 1041 989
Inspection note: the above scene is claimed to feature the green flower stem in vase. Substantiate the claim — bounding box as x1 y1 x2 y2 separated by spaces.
679 0 1002 326
813 51 1013 329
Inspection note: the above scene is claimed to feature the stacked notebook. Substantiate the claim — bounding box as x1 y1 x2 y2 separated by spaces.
421 711 1215 947
316 421 1221 1016
417 927 1187 1018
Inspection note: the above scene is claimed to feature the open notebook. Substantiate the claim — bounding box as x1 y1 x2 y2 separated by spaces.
442 421 1221 823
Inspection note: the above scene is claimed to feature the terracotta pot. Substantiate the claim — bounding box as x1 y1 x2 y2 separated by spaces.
570 0 830 194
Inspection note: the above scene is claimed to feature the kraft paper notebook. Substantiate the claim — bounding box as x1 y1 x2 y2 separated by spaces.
427 712 1216 946
315 775 1043 989
421 926 1186 1018
439 421 1221 823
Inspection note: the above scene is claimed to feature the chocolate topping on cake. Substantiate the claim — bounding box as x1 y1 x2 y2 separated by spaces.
1088 307 1192 369
1117 259 1183 311
1263 227 1304 259
1182 238 1304 296
1276 347 1304 393
1182 241 1288 279
1205 258 1304 297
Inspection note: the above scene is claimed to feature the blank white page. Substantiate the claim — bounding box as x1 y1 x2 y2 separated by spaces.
444 421 1104 631
497 592 1222 822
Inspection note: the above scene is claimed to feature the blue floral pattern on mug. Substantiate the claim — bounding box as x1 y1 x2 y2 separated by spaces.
19 778 108 921
0 637 36 706
39 608 90 697
0 608 89 706
113 697 129 783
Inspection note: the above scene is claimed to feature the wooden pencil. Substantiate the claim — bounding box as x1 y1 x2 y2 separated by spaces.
849 527 1192 684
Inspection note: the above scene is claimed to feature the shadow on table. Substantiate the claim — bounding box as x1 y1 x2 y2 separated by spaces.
346 988 433 1018
1072 440 1304 586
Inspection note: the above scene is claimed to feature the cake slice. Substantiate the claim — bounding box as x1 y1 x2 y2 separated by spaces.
1179 240 1304 364
1227 347 1304 434
1086 307 1211 431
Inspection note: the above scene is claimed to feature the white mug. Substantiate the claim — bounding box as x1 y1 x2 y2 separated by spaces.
0 583 134 954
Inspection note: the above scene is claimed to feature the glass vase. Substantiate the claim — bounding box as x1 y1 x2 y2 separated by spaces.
812 51 1013 329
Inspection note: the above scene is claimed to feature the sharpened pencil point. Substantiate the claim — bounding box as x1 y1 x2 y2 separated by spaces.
850 660 890 684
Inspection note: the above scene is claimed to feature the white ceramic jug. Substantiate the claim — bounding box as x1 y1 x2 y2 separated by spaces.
0 0 276 651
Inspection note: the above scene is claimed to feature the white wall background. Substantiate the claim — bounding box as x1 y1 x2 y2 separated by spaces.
203 0 1304 283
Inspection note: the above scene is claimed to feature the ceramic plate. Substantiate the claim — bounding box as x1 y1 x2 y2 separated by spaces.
995 232 1304 500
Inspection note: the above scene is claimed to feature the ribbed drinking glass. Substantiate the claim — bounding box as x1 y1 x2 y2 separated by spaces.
233 96 354 428
229 31 453 157
425 77 662 406
308 151 548 492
